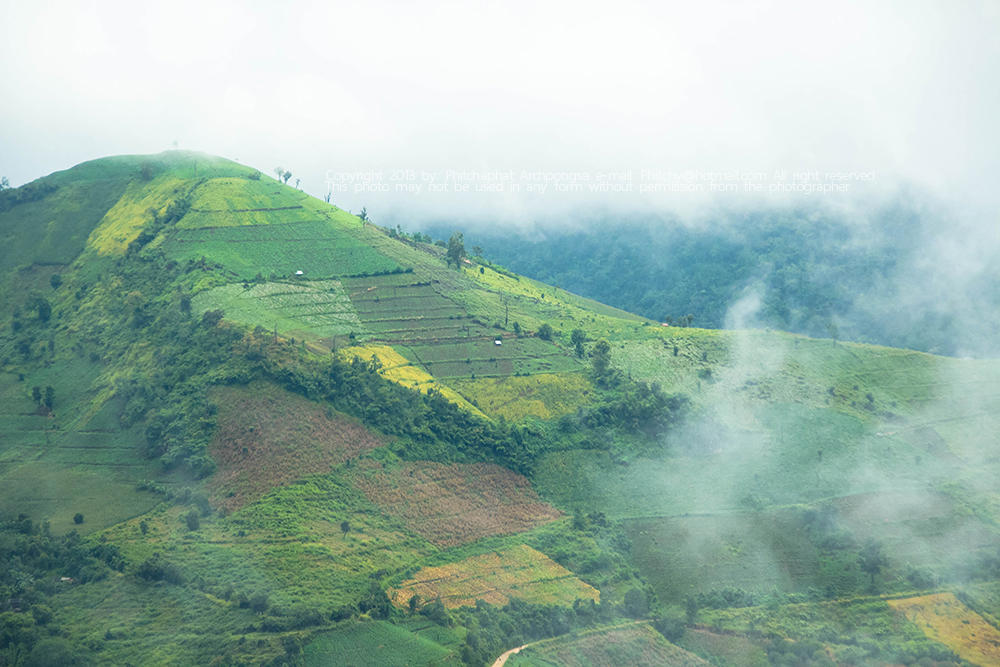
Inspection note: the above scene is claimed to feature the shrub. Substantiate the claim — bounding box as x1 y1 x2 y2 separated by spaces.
73 513 84 524
185 509 200 531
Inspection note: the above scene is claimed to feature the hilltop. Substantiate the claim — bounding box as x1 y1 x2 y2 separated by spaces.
1 152 1000 667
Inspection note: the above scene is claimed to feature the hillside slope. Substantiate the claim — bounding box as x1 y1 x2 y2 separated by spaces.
1 152 999 667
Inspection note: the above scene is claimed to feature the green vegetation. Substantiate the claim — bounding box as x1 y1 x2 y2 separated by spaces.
2 151 1000 666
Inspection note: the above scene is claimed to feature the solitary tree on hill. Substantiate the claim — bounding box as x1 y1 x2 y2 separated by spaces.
446 232 467 270
858 539 888 590
274 166 284 181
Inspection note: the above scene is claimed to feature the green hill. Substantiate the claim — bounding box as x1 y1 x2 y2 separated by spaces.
1 151 999 667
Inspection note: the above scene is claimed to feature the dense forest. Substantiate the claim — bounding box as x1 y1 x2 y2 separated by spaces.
426 198 1000 357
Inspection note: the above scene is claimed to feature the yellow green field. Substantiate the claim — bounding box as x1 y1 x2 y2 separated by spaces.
451 373 593 421
390 544 599 609
888 593 1000 666
343 344 484 415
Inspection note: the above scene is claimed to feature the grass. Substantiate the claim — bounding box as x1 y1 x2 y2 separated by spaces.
677 629 770 667
206 382 388 512
626 510 838 604
349 460 562 547
389 544 599 609
102 474 436 611
304 620 463 667
888 593 1000 666
50 571 287 667
509 623 712 667
0 462 160 534
450 373 593 421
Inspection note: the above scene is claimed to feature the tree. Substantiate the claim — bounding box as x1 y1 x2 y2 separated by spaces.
50 274 62 289
858 540 888 589
282 170 292 184
591 339 612 378
685 596 698 623
571 329 586 358
139 520 149 535
513 321 522 336
274 166 284 181
446 232 467 270
472 245 484 257
0 176 10 191
408 594 421 615
827 322 839 345
295 178 300 189
537 323 553 340
185 509 200 531
35 296 51 322
44 386 54 410
340 520 350 535
32 386 41 404
73 513 84 524
358 207 368 223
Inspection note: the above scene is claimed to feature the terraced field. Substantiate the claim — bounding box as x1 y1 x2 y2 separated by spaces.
351 460 561 546
509 623 713 667
389 544 599 609
162 219 401 279
177 177 316 228
192 280 363 340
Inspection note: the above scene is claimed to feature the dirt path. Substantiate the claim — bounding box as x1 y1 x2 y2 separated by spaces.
490 644 528 667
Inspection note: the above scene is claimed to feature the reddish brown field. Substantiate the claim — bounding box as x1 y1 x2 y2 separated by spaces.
351 461 561 546
207 383 386 511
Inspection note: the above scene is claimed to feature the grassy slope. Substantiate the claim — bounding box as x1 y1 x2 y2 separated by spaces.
3 151 1000 666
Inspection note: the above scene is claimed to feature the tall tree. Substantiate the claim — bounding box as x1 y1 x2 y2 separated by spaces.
446 232 467 269
592 339 612 379
858 540 888 589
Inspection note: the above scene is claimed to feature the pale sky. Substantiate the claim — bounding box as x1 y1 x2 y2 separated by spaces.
1 0 997 223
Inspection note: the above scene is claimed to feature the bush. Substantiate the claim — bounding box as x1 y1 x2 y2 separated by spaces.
250 593 270 614
185 509 200 531
73 513 84 525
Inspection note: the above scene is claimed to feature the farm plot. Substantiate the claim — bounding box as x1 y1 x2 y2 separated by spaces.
191 280 363 339
510 624 713 667
410 338 583 380
450 373 593 421
389 544 599 609
177 177 315 228
303 620 461 667
206 383 387 512
342 274 479 343
161 220 401 279
350 460 561 547
888 593 1000 667
339 345 483 414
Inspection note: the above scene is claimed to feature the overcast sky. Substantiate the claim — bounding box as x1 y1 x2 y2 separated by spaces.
1 0 997 224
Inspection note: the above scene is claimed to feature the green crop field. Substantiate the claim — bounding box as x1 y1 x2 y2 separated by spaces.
192 280 364 339
162 219 401 279
304 620 463 667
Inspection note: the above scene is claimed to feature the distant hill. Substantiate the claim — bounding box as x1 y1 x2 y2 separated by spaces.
1 152 999 667
428 203 1000 358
